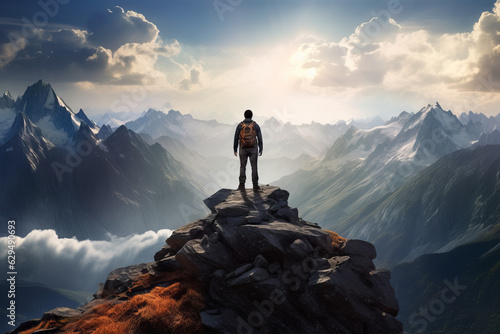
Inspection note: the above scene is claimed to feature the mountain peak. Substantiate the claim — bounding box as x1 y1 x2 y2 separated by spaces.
146 108 164 115
11 80 82 146
0 91 15 109
16 80 70 113
33 79 51 89
264 116 283 127
96 123 113 140
167 109 182 117
75 108 98 129
3 112 53 160
6 112 36 140
111 124 130 139
18 186 402 333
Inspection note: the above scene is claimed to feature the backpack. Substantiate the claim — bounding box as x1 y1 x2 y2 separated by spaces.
239 121 257 148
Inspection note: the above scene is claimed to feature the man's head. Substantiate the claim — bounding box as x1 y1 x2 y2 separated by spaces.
244 109 253 119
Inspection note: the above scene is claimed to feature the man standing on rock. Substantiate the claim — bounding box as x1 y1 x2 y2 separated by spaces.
234 109 263 190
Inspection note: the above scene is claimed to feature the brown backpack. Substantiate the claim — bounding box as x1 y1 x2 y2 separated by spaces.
239 121 257 148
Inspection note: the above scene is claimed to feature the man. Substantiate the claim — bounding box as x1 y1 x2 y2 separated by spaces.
233 109 263 190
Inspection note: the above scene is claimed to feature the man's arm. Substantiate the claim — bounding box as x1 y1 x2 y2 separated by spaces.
255 123 263 155
233 123 241 155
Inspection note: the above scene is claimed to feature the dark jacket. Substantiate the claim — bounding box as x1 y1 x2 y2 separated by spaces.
233 118 263 153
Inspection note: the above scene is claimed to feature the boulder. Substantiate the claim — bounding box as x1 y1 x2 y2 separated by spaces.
100 262 154 297
342 239 377 260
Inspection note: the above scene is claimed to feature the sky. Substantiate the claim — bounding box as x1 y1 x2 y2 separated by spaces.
1 0 500 124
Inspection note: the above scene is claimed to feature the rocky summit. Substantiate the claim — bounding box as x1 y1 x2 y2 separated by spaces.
13 186 402 334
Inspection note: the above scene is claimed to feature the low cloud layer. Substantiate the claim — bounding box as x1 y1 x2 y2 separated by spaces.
0 228 172 291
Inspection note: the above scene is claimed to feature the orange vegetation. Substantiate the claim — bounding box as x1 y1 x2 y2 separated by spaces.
20 270 206 334
65 282 204 334
325 230 347 250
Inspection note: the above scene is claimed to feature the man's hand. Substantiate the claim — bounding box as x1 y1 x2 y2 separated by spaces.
234 151 237 156
259 151 262 156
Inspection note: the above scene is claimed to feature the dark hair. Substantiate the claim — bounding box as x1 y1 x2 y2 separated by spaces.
244 109 253 119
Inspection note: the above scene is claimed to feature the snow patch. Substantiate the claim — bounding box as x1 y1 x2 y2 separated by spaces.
44 90 55 109
69 113 82 131
35 115 72 146
56 95 68 109
0 108 17 145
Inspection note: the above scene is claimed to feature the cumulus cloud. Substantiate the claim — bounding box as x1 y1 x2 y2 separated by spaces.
0 19 32 68
290 0 500 110
290 16 402 89
87 6 159 51
0 7 180 85
0 229 172 291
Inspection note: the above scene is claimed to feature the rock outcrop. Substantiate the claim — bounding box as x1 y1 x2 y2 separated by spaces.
13 186 402 334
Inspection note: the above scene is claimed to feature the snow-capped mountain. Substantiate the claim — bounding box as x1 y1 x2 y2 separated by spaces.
97 110 146 128
11 80 99 146
0 91 17 145
76 108 98 130
0 110 16 147
126 108 234 157
276 102 482 225
97 113 125 129
323 111 413 166
261 117 349 159
0 118 205 238
0 81 207 239
0 91 15 109
475 129 500 146
459 110 500 133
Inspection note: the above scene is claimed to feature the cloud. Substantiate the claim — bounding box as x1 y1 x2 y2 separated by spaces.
87 6 159 52
0 7 180 85
286 0 500 115
0 229 172 291
290 16 402 89
179 68 201 91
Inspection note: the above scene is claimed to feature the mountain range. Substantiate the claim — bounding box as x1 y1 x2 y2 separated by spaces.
0 81 205 239
3 80 500 333
459 110 500 133
276 102 483 225
125 108 360 160
339 144 500 267
269 104 500 332
97 110 145 129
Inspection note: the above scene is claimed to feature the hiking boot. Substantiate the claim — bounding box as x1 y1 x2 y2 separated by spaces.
238 183 245 190
253 184 260 190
